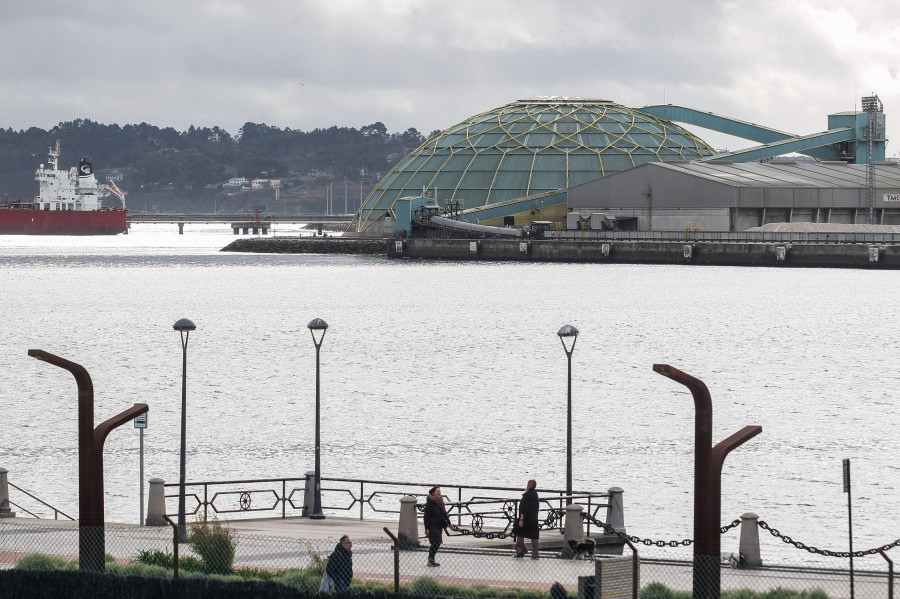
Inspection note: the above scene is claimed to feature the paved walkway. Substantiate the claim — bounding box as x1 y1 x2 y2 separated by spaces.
1 516 895 599
226 515 513 546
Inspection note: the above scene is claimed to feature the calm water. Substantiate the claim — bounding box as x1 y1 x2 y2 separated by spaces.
1 224 898 564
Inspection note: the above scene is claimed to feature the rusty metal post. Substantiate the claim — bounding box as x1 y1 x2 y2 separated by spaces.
653 364 761 599
383 527 401 593
28 349 148 573
879 550 893 599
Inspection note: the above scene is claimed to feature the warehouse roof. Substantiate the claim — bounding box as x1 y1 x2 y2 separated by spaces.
653 160 900 188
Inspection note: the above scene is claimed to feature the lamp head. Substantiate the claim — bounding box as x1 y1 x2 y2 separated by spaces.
173 318 196 332
307 318 329 331
557 324 578 355
557 324 578 338
308 318 328 347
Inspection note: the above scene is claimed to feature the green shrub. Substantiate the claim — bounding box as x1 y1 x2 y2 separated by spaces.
722 589 760 599
360 579 393 592
15 553 69 571
408 576 444 596
134 549 174 569
304 543 328 575
277 568 322 593
179 555 206 573
111 563 172 578
234 566 278 581
188 517 236 575
640 582 692 599
762 589 832 599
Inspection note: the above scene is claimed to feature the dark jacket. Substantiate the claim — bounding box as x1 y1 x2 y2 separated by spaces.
325 542 353 590
517 488 540 539
423 497 451 542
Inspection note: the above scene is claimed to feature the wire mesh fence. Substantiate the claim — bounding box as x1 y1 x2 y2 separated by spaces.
0 520 897 599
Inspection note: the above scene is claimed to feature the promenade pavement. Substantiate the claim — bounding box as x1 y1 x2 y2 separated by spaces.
1 516 895 598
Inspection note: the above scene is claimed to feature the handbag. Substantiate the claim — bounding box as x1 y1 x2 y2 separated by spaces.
319 572 336 593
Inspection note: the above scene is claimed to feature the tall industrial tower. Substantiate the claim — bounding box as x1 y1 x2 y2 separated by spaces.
862 94 884 225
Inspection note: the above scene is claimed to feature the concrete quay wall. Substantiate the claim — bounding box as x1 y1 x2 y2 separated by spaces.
221 236 900 268
391 238 900 268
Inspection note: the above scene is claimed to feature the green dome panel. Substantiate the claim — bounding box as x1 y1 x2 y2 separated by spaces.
356 97 716 231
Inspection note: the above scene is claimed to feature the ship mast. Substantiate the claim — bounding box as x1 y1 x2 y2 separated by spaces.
48 140 60 171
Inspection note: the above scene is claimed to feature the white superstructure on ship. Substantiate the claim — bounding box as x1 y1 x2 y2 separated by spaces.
34 141 126 211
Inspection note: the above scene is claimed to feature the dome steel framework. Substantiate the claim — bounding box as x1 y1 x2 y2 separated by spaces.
356 97 716 231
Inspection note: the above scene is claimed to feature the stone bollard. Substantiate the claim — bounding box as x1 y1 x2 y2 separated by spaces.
563 503 585 557
738 512 763 567
0 468 15 518
397 495 420 549
145 478 167 526
605 487 625 532
302 471 314 517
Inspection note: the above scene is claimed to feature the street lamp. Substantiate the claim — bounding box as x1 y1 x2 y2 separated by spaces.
173 318 196 541
557 324 579 502
307 318 328 519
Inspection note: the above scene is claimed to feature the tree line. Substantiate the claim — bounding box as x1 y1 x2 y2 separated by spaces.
0 119 433 213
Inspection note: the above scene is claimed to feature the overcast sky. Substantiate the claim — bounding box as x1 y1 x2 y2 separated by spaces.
2 0 898 155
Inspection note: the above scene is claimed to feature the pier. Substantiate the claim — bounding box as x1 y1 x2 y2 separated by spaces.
126 213 353 234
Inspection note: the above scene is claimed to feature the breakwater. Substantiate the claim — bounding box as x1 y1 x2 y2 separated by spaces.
222 237 388 254
222 236 900 268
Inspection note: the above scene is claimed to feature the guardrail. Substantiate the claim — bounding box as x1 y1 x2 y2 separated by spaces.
162 476 615 536
8 481 74 520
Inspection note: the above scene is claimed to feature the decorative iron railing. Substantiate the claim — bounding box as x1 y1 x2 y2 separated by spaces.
163 476 614 536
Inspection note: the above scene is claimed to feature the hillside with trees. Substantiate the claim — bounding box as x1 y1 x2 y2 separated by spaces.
0 119 434 214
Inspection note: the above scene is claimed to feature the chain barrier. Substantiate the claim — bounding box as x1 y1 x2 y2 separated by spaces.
451 509 744 547
439 508 900 559
758 520 900 558
581 513 697 547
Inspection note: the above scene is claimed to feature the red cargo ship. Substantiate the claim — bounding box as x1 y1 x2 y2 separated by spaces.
0 141 127 235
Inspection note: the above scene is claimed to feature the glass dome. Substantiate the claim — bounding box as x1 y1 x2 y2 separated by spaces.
356 97 715 232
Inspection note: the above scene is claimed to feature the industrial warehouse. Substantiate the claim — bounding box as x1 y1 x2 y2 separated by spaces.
348 95 895 238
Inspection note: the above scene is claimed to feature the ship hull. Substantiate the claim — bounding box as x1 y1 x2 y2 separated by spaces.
0 209 127 235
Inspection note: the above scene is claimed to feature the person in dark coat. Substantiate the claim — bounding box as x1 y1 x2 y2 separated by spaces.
320 535 353 593
423 486 456 566
514 479 540 559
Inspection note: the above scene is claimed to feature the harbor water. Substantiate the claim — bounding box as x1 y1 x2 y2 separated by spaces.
1 223 898 564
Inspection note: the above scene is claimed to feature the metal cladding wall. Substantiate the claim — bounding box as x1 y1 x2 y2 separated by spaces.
566 162 900 231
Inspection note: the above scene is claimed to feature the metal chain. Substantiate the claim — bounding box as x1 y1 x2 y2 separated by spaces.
582 513 696 547
758 520 900 558
453 526 514 540
450 513 900 558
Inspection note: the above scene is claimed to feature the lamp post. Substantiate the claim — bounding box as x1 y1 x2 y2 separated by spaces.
173 318 196 542
557 324 579 502
308 318 328 519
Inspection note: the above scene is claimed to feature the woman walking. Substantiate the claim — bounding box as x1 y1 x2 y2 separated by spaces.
423 486 456 567
514 479 540 559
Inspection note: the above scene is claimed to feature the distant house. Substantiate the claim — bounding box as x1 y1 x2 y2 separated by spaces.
224 177 250 188
251 179 281 189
